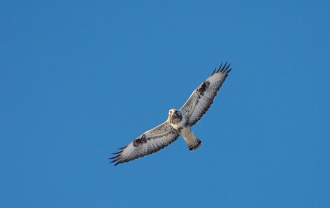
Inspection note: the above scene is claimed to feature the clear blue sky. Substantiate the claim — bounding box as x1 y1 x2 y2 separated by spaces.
1 1 329 207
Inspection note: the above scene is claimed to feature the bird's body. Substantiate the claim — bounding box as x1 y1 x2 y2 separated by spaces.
110 63 232 166
168 109 201 151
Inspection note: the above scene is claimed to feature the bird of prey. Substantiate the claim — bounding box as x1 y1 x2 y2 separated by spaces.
110 63 232 166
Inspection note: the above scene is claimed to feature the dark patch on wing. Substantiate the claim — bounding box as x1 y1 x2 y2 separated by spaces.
133 134 147 147
198 81 210 96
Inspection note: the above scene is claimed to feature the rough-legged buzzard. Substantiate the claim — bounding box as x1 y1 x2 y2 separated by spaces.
110 63 232 166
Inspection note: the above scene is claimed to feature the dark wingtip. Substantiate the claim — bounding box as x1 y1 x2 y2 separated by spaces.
112 150 123 155
225 63 231 70
211 68 216 75
214 62 232 74
222 62 228 72
110 157 120 163
118 146 127 150
217 62 223 73
109 155 120 160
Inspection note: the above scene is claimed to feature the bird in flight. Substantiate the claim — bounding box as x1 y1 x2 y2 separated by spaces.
110 63 232 166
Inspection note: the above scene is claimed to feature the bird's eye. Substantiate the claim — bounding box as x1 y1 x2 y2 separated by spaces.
170 111 172 114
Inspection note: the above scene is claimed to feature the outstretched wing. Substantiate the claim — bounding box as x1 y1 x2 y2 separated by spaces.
109 122 179 166
181 62 232 126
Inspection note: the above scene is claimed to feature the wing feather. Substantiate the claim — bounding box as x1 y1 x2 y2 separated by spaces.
181 63 232 126
109 122 179 166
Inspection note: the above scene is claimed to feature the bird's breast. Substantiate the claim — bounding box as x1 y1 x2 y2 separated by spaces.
169 112 187 132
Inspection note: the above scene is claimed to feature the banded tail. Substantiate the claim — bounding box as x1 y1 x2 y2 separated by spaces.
183 131 202 151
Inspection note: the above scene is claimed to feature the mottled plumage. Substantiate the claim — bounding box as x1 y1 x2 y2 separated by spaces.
110 62 232 166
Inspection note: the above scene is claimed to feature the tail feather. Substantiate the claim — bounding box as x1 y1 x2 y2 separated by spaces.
188 139 202 151
184 132 202 151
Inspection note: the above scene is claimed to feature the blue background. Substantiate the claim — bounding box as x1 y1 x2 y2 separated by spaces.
1 1 329 207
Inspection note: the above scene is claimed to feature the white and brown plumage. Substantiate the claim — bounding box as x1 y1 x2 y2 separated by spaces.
110 63 232 166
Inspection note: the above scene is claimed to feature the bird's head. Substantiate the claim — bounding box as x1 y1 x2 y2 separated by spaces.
169 109 178 116
168 109 183 124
